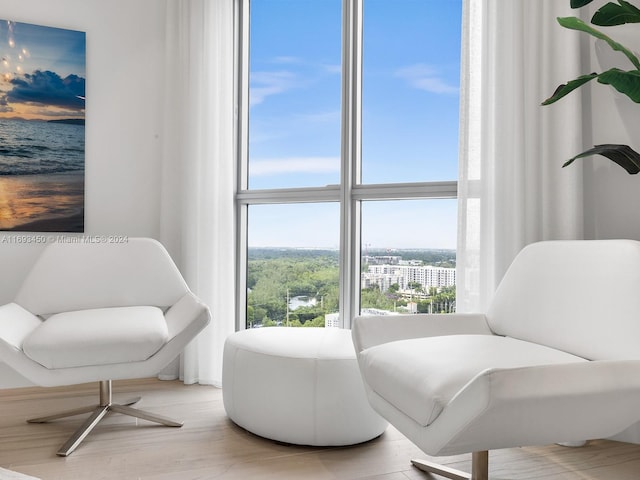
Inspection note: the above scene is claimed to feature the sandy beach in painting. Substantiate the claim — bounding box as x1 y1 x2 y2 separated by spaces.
0 171 84 232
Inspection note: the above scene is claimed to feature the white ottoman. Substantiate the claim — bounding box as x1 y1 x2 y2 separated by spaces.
222 327 387 446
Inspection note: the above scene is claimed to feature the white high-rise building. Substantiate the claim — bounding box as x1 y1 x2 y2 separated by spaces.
362 264 456 293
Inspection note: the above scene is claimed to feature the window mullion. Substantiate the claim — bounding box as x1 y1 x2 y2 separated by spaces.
352 181 458 201
237 186 341 204
339 0 362 329
235 0 250 331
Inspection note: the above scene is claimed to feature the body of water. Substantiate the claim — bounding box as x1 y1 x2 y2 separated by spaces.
289 295 318 311
0 118 84 176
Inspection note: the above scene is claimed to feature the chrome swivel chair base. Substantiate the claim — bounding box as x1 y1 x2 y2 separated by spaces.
27 380 183 456
412 451 489 480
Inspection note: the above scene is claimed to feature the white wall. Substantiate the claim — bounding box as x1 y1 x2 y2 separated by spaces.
582 22 640 240
3 0 167 239
578 15 640 444
0 0 168 387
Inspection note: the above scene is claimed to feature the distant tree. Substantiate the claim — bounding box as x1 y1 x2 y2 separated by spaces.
303 316 326 327
261 317 276 327
417 300 432 314
287 318 303 328
361 286 395 311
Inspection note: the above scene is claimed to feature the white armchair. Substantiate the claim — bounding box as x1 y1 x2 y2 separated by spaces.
353 240 640 480
0 238 211 456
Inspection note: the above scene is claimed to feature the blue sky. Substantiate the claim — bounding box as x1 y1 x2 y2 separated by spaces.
248 0 461 250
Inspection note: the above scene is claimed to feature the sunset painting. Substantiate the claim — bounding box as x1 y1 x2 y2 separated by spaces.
0 19 85 232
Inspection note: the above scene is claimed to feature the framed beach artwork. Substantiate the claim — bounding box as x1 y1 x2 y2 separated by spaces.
0 19 85 232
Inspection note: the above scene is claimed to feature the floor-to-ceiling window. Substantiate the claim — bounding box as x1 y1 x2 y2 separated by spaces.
236 0 461 329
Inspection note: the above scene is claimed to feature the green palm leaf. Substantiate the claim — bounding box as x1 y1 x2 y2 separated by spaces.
563 144 640 174
557 16 640 69
571 0 595 7
542 73 599 105
597 68 640 102
592 1 640 26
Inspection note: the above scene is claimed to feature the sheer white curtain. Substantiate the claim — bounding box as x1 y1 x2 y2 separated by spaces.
160 0 235 386
457 0 587 312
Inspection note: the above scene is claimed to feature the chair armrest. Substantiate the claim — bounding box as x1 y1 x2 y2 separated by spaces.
352 313 491 353
0 303 42 351
165 291 211 340
432 359 640 455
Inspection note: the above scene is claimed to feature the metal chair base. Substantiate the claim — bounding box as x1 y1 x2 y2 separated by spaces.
27 380 183 456
412 451 489 480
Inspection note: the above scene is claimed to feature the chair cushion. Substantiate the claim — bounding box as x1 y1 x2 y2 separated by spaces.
23 306 168 369
359 334 586 427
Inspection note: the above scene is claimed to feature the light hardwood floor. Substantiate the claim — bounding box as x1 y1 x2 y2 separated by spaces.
1 379 639 480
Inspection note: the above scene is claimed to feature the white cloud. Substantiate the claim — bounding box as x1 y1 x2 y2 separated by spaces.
271 56 339 74
251 157 340 176
295 110 341 123
272 56 300 64
250 71 296 106
322 64 341 74
249 57 340 107
395 64 458 95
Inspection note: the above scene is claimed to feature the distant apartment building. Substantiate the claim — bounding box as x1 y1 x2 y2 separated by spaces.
362 263 456 293
362 255 401 266
324 312 340 328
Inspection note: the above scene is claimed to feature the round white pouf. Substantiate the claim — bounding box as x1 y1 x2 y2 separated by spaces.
222 327 388 446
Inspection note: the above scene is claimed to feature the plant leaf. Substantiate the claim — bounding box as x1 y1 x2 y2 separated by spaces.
592 0 640 26
542 73 599 105
571 0 595 7
557 16 640 69
563 144 640 174
597 68 640 102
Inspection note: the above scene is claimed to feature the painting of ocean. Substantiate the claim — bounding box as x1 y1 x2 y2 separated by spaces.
0 19 86 232
0 118 84 176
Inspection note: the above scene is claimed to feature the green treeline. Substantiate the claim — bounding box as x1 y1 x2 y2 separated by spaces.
247 251 339 328
361 284 456 313
246 248 456 328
